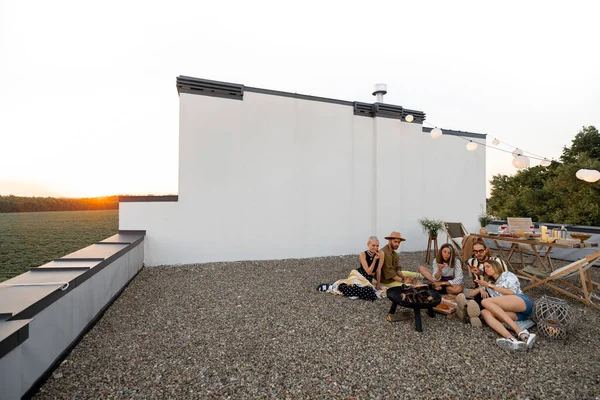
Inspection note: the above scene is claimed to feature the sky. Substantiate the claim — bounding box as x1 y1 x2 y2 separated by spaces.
1 0 599 198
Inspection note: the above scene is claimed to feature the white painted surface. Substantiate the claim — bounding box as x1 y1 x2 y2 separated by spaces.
120 90 486 265
0 244 144 400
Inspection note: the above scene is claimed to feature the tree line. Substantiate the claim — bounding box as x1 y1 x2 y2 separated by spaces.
488 126 600 226
0 195 119 213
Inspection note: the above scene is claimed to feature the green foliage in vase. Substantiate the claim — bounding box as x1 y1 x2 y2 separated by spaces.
418 217 444 238
478 207 494 228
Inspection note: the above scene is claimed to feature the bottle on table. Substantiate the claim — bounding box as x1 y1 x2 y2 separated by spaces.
560 225 568 240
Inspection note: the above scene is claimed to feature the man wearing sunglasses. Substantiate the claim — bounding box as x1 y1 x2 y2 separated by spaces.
456 241 508 326
466 241 508 282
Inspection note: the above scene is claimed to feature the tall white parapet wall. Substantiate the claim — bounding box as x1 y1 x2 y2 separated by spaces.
119 77 486 266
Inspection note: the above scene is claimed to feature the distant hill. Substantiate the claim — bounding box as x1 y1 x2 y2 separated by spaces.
0 195 119 213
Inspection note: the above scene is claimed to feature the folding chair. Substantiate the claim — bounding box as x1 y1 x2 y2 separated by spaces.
522 250 600 311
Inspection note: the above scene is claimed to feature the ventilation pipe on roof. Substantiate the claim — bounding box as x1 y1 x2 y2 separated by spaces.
372 84 387 103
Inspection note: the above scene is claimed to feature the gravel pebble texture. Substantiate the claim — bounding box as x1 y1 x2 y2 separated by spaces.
36 252 600 399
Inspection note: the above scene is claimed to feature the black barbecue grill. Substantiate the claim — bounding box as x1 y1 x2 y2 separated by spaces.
386 285 442 332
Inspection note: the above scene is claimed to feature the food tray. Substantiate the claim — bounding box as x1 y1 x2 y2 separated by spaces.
433 297 457 315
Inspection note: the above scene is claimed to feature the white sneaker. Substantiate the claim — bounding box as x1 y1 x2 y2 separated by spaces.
518 330 537 349
496 336 527 351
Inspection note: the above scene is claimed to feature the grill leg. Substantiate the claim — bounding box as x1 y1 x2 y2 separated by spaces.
414 308 423 332
427 306 436 318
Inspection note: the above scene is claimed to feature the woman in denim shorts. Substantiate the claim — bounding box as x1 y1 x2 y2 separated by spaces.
474 260 537 351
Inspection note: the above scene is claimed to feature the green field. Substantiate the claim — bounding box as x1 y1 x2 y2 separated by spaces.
0 210 119 282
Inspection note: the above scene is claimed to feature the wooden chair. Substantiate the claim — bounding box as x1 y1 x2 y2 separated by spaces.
522 250 600 311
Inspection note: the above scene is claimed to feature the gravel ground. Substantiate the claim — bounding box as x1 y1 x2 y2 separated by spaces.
37 251 600 399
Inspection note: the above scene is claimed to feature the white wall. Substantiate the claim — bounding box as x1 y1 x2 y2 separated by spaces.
120 90 486 265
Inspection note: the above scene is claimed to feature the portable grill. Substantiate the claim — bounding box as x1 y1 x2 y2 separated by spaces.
386 285 442 332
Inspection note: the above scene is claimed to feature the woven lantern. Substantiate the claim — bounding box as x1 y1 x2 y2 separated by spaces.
533 296 576 339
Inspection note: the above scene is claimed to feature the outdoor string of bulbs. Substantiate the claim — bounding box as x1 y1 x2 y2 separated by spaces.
404 114 600 184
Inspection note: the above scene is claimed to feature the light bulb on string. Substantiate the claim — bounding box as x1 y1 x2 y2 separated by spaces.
512 148 523 157
405 114 414 123
512 155 530 169
588 170 600 183
578 169 600 183
492 138 500 146
540 158 551 167
430 128 443 139
466 141 478 151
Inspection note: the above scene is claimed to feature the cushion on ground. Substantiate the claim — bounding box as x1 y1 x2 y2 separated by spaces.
503 319 535 331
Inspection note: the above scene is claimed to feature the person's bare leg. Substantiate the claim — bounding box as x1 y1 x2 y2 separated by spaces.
418 265 435 283
446 285 464 295
481 296 524 335
480 309 512 338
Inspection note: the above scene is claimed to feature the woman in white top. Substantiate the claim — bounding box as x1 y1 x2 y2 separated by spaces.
418 243 463 295
470 259 536 351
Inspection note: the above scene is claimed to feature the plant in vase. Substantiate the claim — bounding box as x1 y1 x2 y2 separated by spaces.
418 218 444 238
477 210 494 235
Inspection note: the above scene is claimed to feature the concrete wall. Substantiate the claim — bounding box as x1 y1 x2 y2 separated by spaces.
0 242 144 400
120 88 486 266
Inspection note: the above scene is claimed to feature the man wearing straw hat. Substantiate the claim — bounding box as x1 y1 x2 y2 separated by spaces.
380 231 419 286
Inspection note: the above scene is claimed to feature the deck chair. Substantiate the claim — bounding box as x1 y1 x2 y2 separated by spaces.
443 222 471 265
522 250 600 311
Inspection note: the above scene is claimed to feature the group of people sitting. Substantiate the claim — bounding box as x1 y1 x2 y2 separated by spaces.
318 231 536 351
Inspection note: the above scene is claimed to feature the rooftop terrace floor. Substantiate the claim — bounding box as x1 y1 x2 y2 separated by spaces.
36 252 600 399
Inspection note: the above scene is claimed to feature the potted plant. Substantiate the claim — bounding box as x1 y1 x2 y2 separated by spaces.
478 210 494 234
418 217 444 238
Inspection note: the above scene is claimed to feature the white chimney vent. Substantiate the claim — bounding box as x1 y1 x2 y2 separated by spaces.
372 83 387 103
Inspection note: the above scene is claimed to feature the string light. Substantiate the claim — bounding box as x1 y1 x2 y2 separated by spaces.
430 127 443 139
405 114 414 123
578 169 600 183
423 120 599 182
512 155 530 169
512 148 523 157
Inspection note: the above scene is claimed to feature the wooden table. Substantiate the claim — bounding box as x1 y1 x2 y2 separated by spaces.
471 233 597 273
